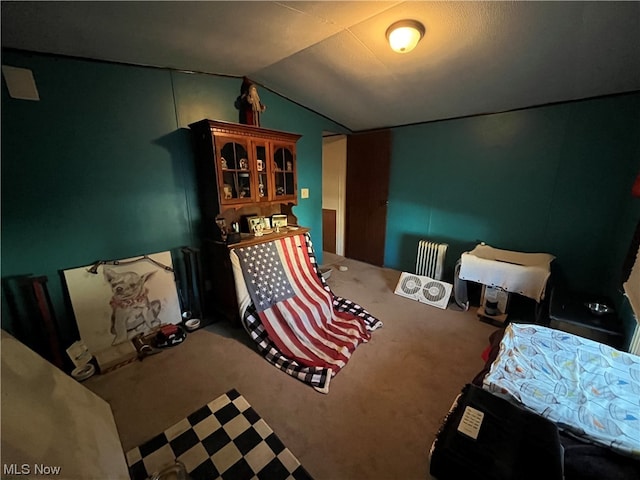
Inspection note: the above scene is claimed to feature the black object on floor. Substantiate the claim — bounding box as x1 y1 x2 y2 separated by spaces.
429 384 564 480
548 287 624 348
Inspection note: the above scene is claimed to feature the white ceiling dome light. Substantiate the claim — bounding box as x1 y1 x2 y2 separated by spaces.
386 20 425 53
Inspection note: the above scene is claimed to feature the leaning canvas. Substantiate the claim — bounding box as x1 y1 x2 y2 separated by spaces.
63 251 182 355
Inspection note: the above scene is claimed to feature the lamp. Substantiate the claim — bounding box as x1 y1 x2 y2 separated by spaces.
386 20 425 53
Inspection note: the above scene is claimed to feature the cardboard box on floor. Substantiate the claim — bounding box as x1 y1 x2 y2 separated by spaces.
94 341 138 374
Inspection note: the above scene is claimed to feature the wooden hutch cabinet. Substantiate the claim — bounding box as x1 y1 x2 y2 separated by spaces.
188 119 304 323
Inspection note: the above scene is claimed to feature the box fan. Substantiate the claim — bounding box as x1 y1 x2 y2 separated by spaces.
394 272 453 309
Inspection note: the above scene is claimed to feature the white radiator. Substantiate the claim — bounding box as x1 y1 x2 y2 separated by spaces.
416 240 448 281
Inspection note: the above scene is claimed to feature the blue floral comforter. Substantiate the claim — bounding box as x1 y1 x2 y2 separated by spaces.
483 323 640 458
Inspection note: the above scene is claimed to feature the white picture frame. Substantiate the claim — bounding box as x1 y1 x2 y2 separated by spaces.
272 214 288 228
63 251 181 355
247 216 263 233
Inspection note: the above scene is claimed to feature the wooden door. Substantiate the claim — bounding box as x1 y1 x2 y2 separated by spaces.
322 208 337 253
345 130 391 266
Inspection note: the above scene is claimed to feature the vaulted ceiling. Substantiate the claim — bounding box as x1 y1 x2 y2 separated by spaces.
2 1 639 131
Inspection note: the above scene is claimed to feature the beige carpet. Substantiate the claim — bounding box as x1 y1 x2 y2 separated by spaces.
84 252 497 480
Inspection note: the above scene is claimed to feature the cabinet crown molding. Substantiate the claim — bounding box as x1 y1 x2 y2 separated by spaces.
189 119 301 143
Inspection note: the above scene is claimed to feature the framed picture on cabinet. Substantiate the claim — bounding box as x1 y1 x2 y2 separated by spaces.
247 216 264 233
272 214 288 228
247 216 272 233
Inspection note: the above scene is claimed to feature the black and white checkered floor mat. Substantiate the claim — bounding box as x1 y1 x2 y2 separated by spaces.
126 389 313 480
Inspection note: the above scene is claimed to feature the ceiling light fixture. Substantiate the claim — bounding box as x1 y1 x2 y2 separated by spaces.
386 20 425 53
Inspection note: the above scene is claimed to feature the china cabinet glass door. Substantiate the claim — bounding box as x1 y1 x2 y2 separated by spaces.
218 138 253 204
272 145 296 199
254 142 270 202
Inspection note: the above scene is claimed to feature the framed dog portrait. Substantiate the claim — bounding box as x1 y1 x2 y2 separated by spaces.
63 251 181 355
247 216 263 233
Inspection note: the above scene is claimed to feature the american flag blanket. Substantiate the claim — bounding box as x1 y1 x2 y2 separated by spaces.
231 233 382 393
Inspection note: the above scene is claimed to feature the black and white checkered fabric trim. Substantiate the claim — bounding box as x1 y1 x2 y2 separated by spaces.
239 233 382 394
242 307 332 394
330 295 383 331
126 389 313 480
305 233 382 332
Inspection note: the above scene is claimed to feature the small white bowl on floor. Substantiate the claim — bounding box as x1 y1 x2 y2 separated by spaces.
71 363 95 382
185 318 201 331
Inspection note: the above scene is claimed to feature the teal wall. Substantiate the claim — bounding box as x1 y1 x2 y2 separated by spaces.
386 94 640 347
387 94 639 284
3 49 639 352
1 50 346 348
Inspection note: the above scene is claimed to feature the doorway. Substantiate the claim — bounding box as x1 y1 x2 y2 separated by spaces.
321 133 347 256
321 130 391 266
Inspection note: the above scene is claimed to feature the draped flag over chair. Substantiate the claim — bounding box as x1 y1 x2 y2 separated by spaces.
235 234 372 375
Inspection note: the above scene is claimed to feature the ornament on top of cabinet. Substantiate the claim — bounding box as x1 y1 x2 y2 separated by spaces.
234 76 266 126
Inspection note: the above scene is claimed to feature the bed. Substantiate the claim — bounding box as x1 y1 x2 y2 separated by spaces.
482 323 639 456
432 322 640 479
229 232 382 393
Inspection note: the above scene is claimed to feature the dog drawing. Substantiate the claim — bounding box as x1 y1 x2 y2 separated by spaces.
104 267 162 345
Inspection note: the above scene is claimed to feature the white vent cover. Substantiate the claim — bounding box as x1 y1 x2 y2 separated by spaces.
2 65 40 101
394 272 453 309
